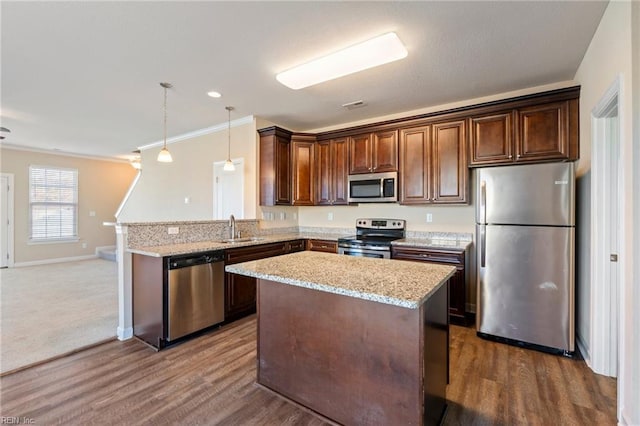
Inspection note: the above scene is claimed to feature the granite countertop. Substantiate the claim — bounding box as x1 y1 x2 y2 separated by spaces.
392 238 472 251
225 251 455 309
128 232 345 257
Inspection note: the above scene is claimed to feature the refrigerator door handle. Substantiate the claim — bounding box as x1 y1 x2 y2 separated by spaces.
479 225 486 268
480 180 487 224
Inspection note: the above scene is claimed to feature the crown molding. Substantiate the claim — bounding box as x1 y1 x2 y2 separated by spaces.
0 143 129 163
137 115 255 151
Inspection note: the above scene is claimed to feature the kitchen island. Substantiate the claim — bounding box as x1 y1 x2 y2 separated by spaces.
226 251 455 425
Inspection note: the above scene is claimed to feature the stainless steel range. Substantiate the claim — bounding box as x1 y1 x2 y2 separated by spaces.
338 218 406 259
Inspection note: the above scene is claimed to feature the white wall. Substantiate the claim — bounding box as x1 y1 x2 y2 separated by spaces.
117 118 258 222
625 2 639 424
572 0 632 364
573 1 637 424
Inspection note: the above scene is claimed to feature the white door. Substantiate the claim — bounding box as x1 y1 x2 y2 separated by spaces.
213 159 244 220
0 174 13 268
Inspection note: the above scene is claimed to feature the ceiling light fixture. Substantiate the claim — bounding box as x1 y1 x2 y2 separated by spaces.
157 82 173 163
223 106 235 171
0 126 10 140
207 91 222 98
276 32 408 90
130 150 142 170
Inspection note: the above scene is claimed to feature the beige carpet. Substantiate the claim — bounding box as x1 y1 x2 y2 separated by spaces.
0 258 118 374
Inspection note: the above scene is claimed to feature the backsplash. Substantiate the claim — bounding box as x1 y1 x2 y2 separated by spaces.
126 220 260 247
124 220 472 248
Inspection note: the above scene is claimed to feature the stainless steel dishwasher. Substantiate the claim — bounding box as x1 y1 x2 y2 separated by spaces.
166 251 224 341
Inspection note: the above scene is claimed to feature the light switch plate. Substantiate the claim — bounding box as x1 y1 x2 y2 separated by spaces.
167 226 179 235
426 213 433 223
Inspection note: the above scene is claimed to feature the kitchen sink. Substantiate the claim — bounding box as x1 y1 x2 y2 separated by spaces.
219 237 265 244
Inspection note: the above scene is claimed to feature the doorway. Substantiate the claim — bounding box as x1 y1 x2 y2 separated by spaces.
213 158 244 219
590 78 621 378
0 173 14 268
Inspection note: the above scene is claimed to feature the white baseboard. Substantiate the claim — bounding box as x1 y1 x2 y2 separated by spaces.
576 332 591 366
117 327 133 341
13 254 98 268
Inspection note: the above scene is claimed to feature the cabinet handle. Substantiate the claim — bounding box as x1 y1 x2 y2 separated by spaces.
508 155 513 159
517 154 521 158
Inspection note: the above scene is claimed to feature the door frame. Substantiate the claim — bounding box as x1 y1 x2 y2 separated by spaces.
1 173 15 268
590 76 623 378
213 158 244 220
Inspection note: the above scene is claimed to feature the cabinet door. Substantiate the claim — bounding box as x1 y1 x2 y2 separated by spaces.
291 140 314 206
391 246 467 325
372 130 398 172
468 112 514 165
225 273 257 320
399 126 431 204
275 135 292 204
259 129 292 206
349 133 373 174
315 140 332 205
432 120 468 204
517 101 569 161
332 138 349 205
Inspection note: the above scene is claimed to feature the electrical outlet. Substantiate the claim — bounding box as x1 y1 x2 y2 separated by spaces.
82 243 87 249
426 213 433 223
328 212 334 221
184 197 190 204
167 226 179 235
89 211 96 217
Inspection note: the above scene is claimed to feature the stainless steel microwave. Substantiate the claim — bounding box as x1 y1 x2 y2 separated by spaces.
347 171 397 203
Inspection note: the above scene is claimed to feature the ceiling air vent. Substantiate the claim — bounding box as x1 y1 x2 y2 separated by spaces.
342 100 367 110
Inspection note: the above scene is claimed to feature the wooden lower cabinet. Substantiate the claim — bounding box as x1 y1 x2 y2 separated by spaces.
306 239 338 253
391 245 469 325
224 240 305 321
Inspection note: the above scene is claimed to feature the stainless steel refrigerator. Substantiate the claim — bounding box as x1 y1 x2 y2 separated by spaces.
476 162 575 355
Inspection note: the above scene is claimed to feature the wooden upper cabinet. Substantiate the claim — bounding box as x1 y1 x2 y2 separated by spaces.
517 101 569 161
349 130 398 174
469 99 576 167
372 130 398 172
399 126 431 204
259 127 292 206
291 136 315 206
432 120 467 203
316 138 348 205
399 121 467 205
468 112 514 165
349 133 373 174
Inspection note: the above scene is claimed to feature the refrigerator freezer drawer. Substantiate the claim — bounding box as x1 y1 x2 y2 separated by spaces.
477 224 575 352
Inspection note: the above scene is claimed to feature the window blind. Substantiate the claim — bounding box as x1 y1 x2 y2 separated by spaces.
29 166 78 240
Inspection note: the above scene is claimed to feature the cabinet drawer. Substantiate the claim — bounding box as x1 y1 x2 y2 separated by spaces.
306 239 338 253
391 247 463 265
225 242 287 264
286 239 306 253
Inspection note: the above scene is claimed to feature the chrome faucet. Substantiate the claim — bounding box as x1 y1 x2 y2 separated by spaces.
229 214 236 239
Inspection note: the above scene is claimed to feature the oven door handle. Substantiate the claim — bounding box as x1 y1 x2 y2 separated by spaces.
338 243 389 251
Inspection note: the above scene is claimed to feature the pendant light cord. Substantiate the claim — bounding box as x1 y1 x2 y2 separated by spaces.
163 85 168 150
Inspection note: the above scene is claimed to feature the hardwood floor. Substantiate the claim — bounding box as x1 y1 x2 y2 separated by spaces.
0 316 616 425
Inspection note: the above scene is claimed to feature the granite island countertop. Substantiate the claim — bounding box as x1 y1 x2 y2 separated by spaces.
225 251 456 309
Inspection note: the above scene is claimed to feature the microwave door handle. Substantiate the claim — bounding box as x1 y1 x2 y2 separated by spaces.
380 179 384 197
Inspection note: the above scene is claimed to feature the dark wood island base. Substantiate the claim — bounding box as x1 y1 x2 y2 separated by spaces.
256 278 449 425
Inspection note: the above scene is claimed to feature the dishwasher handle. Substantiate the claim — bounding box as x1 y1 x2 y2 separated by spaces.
168 251 224 269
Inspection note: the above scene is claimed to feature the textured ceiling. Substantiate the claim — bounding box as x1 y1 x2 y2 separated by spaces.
0 1 607 159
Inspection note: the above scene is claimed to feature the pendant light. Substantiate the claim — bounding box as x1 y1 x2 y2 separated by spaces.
223 106 235 171
157 82 173 163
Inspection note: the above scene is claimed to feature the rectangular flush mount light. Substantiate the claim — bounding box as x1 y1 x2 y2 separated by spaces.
276 32 408 90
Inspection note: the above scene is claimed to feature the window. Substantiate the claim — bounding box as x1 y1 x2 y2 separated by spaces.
29 166 78 241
